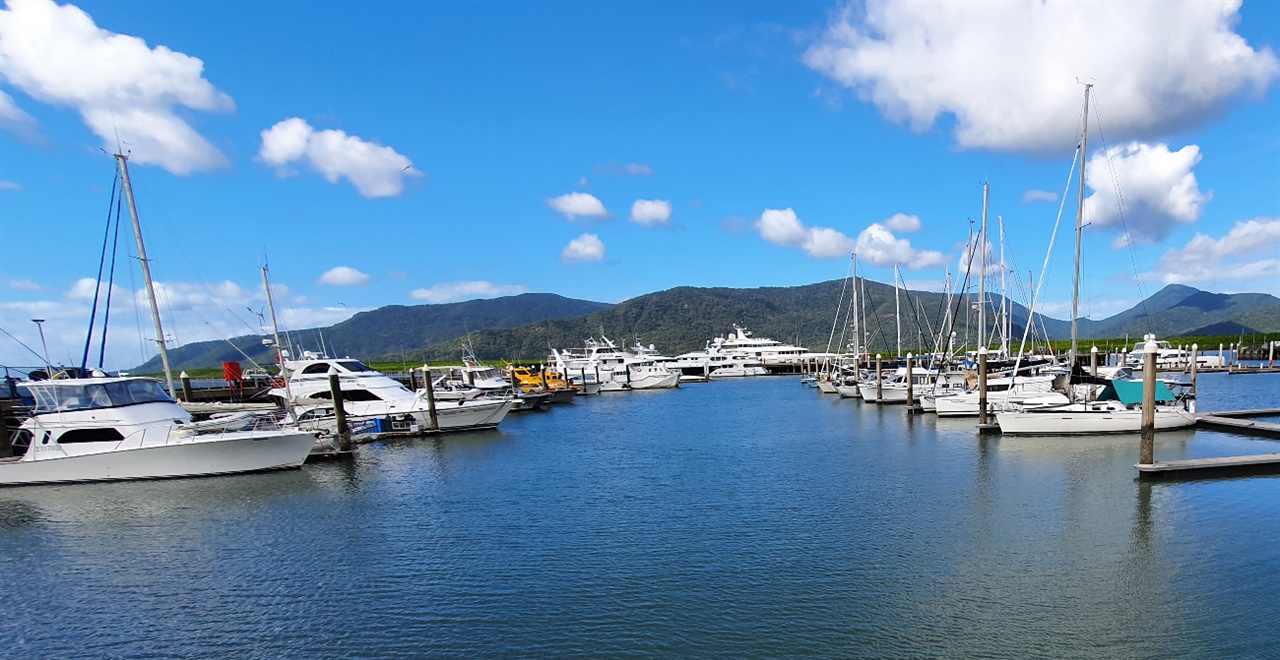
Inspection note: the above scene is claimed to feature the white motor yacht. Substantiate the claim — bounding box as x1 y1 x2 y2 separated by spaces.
711 325 809 367
2 377 315 486
272 357 513 432
931 374 1065 417
552 337 679 391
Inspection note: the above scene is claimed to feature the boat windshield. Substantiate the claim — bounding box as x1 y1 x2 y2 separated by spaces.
336 361 373 373
19 379 173 413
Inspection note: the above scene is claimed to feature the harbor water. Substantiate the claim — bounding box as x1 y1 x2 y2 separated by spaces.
2 372 1277 657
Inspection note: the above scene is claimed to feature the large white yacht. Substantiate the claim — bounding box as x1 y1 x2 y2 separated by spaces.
551 337 678 391
2 377 316 486
271 356 513 432
996 379 1196 435
710 325 810 367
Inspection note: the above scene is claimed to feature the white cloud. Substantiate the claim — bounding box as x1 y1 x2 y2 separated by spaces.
884 213 921 232
2 277 40 291
1083 142 1210 247
316 266 371 287
546 192 610 221
561 233 606 263
803 1 1279 155
956 236 1003 278
0 179 20 190
594 160 654 176
755 208 855 259
624 163 653 175
258 118 421 198
0 0 235 174
408 281 528 304
1149 218 1280 289
630 199 673 227
854 222 946 269
0 88 38 137
1022 189 1058 203
577 176 588 187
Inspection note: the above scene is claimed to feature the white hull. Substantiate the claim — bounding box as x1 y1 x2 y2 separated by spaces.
934 391 1069 417
0 431 316 486
836 384 861 399
996 406 1196 435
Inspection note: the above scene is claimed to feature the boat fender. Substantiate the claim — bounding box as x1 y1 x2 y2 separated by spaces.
272 378 286 388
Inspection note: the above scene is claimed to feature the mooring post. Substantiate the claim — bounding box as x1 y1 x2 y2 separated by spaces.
1270 340 1275 367
905 352 914 409
1190 343 1199 396
423 368 439 431
329 371 350 451
595 365 602 391
978 346 989 426
1140 334 1157 466
703 362 710 381
540 367 548 390
1218 343 1224 366
408 369 417 391
0 399 12 458
875 354 883 402
179 370 193 402
1090 346 1098 377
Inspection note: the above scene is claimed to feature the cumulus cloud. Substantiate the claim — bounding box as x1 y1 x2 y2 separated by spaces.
408 281 527 304
1022 189 1058 203
546 192 610 221
0 0 235 174
0 179 20 190
803 1 1278 155
755 208 855 259
884 213 921 232
630 199 673 227
956 236 1003 278
1083 142 1210 246
854 222 946 269
1149 218 1279 288
316 266 371 287
561 233 606 263
258 117 421 198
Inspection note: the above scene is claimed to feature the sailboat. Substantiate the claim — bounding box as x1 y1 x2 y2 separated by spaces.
996 85 1194 435
2 154 316 486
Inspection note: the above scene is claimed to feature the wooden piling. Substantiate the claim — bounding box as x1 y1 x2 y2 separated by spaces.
905 353 914 408
179 371 193 402
1190 343 1198 395
1140 335 1157 466
0 399 12 458
423 368 439 431
329 372 351 451
978 346 989 426
875 354 882 401
408 369 417 391
1089 346 1098 377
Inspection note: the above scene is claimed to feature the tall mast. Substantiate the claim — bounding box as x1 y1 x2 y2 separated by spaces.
262 263 294 411
116 153 175 398
999 214 1008 357
979 181 988 352
860 275 868 356
894 265 902 358
851 254 860 362
1071 84 1092 368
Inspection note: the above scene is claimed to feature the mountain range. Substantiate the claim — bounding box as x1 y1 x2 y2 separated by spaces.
133 282 1279 372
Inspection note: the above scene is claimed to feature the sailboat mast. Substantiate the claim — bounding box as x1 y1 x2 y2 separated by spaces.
979 181 988 353
894 265 902 357
116 153 175 398
1071 83 1092 368
852 255 860 363
261 264 294 408
999 214 1008 357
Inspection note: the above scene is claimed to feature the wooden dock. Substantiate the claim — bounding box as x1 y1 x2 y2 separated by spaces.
1137 453 1280 478
1194 412 1280 439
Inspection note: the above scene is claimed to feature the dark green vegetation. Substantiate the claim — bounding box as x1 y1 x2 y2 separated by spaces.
138 282 1279 369
132 293 608 373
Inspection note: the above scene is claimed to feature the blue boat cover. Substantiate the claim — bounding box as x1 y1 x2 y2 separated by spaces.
1097 379 1175 404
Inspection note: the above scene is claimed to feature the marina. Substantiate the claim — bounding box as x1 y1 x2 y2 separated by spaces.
1 372 1276 656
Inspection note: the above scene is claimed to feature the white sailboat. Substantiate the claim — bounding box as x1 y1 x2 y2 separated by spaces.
995 85 1195 435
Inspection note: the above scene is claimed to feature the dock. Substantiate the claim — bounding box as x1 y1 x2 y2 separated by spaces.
1137 453 1280 478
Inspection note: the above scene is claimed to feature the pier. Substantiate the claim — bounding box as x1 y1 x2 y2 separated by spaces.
1136 453 1280 478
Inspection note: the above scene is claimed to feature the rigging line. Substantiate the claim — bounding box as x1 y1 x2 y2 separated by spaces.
947 237 982 360
83 168 121 371
1090 90 1153 328
0 326 49 363
99 189 125 369
895 269 931 358
823 259 853 366
862 278 892 356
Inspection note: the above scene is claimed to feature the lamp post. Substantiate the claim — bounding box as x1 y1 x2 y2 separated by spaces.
32 319 52 377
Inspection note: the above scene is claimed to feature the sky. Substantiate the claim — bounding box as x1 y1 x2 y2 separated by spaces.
1 0 1278 371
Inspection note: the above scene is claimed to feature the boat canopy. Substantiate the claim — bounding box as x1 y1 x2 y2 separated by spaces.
1097 379 1175 405
19 378 173 412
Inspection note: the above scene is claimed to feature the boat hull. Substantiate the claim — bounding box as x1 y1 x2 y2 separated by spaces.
996 407 1196 435
0 431 316 487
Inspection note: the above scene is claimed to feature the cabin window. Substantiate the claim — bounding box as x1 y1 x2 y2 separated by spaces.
302 363 332 375
58 428 125 444
307 390 381 402
337 361 372 373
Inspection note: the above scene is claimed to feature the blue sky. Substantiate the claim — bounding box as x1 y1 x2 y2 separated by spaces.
1 0 1278 370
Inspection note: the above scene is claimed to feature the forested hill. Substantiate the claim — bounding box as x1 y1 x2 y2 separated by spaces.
382 282 1279 362
131 293 609 372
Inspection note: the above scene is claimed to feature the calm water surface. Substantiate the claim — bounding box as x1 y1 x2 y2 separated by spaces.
1 373 1277 657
